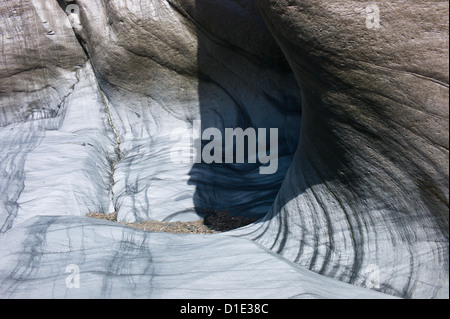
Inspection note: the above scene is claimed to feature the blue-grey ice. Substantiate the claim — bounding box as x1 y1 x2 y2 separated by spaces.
0 0 447 299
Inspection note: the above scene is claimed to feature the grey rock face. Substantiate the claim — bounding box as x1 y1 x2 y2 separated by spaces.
246 0 449 298
0 0 86 127
0 0 448 299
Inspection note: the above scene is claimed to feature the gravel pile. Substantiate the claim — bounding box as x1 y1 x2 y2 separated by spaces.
86 211 258 234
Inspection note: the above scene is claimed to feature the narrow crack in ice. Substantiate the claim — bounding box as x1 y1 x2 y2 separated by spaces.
91 66 122 213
